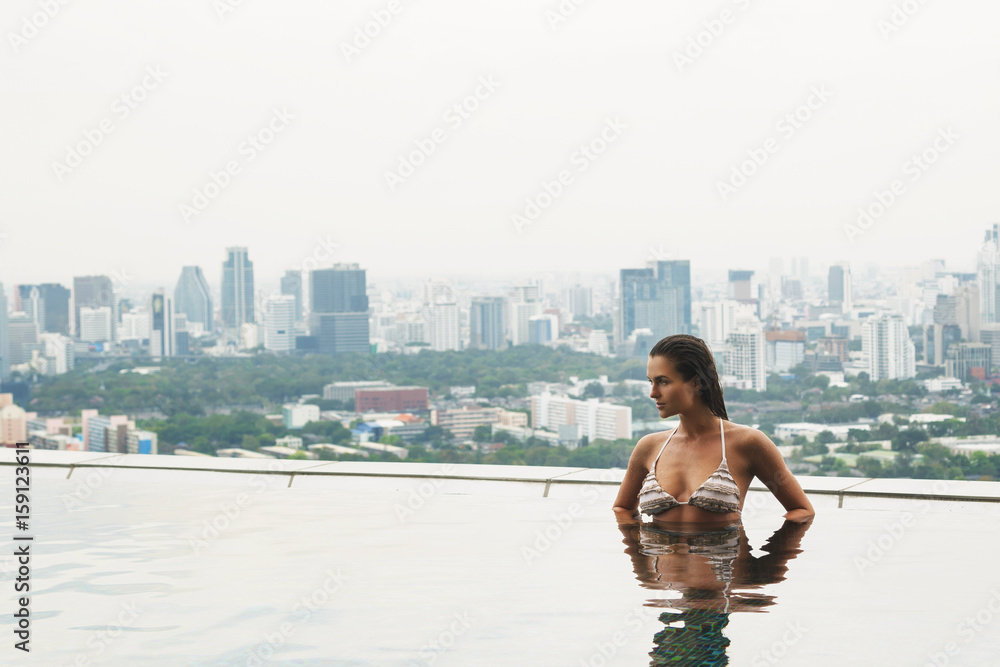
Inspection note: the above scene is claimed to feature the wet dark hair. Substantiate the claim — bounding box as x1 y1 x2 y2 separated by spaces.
649 334 728 420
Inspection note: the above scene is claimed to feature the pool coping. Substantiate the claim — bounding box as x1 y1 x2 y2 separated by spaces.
3 450 999 504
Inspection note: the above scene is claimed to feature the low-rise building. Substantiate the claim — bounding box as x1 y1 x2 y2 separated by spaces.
283 403 320 429
216 448 275 459
323 380 392 403
431 406 501 438
355 386 429 412
530 393 631 441
276 435 304 449
307 443 369 458
259 445 316 459
773 422 871 443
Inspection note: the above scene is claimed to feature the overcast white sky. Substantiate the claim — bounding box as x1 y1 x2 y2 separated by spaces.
1 0 998 291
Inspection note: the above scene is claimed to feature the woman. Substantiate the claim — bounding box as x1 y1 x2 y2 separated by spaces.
613 334 814 526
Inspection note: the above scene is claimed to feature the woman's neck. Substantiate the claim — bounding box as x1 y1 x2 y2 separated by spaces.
675 409 720 440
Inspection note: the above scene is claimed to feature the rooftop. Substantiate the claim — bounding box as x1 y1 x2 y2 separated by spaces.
2 450 998 665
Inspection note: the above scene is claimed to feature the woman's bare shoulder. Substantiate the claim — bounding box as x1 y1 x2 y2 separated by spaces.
724 421 774 452
631 429 675 461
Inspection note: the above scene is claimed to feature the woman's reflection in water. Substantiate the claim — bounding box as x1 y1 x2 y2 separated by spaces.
618 518 813 666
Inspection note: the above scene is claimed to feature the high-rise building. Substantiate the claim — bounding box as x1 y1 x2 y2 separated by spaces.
120 311 151 341
221 247 255 336
39 334 74 375
174 266 213 332
728 270 754 301
828 263 853 311
698 299 755 350
470 297 505 350
977 224 1000 323
38 284 70 335
423 279 456 306
426 303 460 351
616 260 691 347
85 414 130 453
264 295 296 352
764 330 806 372
568 285 593 319
791 256 809 287
150 292 175 357
15 285 44 332
862 314 915 381
0 284 9 380
726 319 767 391
945 342 991 382
509 283 540 304
934 284 980 342
309 264 370 354
529 315 557 345
780 277 804 301
980 324 1000 370
507 300 542 346
73 276 116 341
923 324 962 366
79 306 113 343
280 270 303 322
7 314 39 365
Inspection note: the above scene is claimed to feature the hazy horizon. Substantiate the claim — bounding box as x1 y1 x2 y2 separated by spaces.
2 0 998 287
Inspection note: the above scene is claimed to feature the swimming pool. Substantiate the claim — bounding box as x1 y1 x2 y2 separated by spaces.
1 452 998 665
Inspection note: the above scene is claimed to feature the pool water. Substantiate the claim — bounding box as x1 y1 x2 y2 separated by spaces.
0 460 998 666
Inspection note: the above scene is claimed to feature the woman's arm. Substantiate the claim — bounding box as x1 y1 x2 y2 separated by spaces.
612 436 654 525
746 431 815 522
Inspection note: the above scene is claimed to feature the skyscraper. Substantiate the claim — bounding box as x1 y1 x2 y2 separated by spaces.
73 276 116 341
221 247 255 337
568 285 593 320
7 314 39 365
616 260 691 346
470 297 505 350
933 284 980 342
38 284 70 336
309 264 369 354
150 292 175 357
977 224 1000 323
264 295 296 352
728 270 754 301
426 303 460 351
862 314 915 381
15 285 43 332
828 263 852 311
174 266 213 332
726 319 767 392
280 270 303 322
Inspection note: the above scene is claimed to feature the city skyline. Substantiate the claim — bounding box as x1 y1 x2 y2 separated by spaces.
2 1 999 285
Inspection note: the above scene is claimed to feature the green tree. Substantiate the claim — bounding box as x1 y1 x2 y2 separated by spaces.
816 430 837 445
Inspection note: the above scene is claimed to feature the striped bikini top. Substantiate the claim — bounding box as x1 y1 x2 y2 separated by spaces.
638 418 742 516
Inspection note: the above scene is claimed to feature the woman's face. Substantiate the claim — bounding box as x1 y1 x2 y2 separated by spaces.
647 355 700 419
